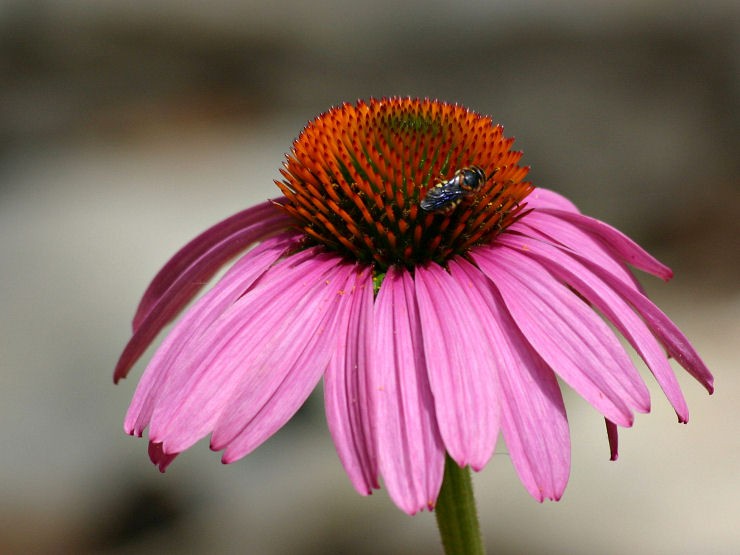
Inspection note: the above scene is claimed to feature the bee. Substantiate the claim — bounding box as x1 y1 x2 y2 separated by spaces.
420 166 488 213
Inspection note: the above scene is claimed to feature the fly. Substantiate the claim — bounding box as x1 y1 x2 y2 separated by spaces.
420 166 488 213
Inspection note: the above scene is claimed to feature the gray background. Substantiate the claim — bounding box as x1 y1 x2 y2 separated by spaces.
1 1 738 553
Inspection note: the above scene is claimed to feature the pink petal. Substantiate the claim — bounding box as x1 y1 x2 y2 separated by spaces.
499 233 690 422
115 201 292 383
561 249 714 393
514 211 644 293
473 246 651 427
534 209 673 280
450 258 570 501
217 262 360 462
124 233 300 437
148 441 178 472
414 263 500 470
146 250 347 455
525 187 581 213
324 267 379 495
372 266 445 515
133 200 290 330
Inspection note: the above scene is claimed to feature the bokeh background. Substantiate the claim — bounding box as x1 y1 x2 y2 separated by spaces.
1 1 738 553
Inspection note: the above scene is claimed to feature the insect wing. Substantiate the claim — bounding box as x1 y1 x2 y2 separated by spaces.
420 183 463 212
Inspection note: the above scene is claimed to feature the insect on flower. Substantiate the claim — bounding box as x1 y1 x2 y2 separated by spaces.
420 166 489 213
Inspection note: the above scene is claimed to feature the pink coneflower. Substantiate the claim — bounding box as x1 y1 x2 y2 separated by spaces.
115 97 713 517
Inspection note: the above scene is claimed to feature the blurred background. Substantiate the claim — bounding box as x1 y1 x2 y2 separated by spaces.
1 1 738 553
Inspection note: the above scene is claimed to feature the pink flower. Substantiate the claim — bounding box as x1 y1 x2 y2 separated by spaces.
115 98 713 515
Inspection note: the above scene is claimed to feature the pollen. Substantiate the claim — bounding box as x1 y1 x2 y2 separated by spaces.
275 97 532 269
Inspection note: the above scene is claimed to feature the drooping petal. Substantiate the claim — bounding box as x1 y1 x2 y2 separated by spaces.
324 266 379 495
414 263 500 470
115 201 293 382
217 263 360 463
513 210 644 293
450 258 570 501
559 247 714 393
124 232 301 437
133 200 290 330
473 246 651 427
372 266 445 514
146 250 348 455
499 233 690 422
533 208 673 280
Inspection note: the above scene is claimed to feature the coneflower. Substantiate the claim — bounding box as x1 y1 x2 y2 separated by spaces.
115 97 713 552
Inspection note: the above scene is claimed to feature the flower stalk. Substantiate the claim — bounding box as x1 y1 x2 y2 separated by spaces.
435 454 485 555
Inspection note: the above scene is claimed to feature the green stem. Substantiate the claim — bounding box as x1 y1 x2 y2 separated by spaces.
435 453 485 554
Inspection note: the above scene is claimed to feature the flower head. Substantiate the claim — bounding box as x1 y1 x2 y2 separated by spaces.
115 97 713 515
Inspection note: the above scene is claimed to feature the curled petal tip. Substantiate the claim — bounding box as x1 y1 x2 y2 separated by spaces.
113 357 129 384
676 408 690 424
123 423 143 438
148 441 178 472
545 489 564 502
605 419 619 461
